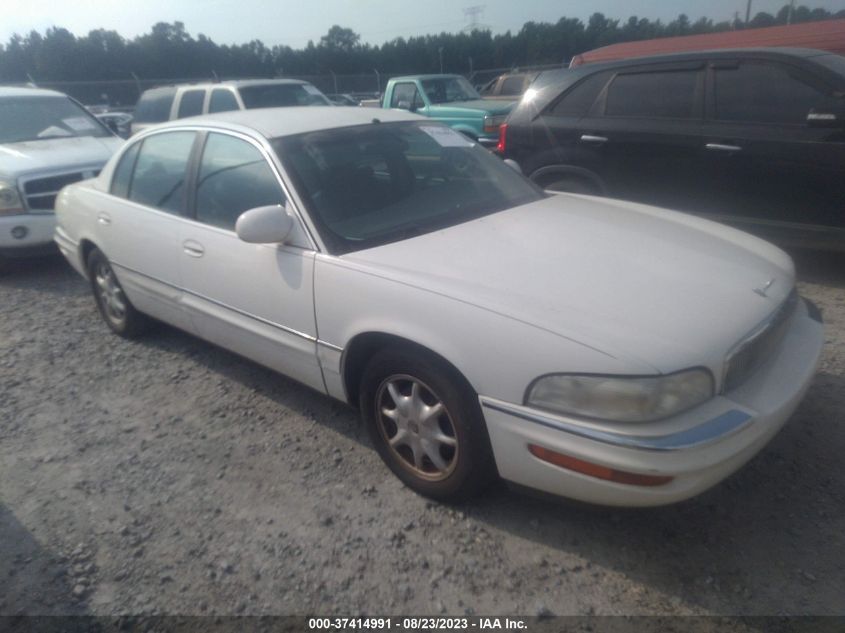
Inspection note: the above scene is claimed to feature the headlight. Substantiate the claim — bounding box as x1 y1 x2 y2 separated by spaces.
525 369 714 423
0 179 25 216
483 115 507 133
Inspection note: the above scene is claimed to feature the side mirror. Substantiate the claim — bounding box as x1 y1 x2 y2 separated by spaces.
503 159 522 174
807 106 845 128
235 204 294 244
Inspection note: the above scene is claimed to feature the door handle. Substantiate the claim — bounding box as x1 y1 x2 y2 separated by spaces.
580 135 609 144
706 143 742 153
182 240 205 258
97 213 111 226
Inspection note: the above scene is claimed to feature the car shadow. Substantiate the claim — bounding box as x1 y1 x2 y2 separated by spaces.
135 315 845 615
459 370 845 616
0 504 87 616
790 249 845 289
0 254 87 298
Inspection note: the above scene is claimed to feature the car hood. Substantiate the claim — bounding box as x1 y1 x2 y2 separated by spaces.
429 99 515 115
342 194 796 375
0 135 123 179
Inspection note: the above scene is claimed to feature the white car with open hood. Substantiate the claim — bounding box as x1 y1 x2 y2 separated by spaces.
0 87 122 265
54 107 824 506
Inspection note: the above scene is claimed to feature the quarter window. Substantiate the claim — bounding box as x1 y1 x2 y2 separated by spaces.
110 142 141 198
605 70 699 119
208 89 239 113
195 133 284 230
128 132 196 214
177 90 206 118
715 63 832 125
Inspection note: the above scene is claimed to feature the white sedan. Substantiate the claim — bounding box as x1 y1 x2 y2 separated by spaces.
54 107 824 506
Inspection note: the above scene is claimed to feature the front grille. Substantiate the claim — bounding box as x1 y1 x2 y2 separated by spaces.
723 289 799 392
22 170 99 211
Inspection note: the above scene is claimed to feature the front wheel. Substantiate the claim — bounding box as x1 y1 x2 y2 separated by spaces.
87 248 151 338
359 347 497 501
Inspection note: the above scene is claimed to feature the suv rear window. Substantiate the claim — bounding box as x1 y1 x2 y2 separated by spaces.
605 70 699 119
134 87 176 123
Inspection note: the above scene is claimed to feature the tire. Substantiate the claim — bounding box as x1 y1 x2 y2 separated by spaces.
87 248 151 338
536 172 601 195
359 346 497 501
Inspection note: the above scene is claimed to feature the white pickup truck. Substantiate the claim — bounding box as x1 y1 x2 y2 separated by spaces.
0 87 122 267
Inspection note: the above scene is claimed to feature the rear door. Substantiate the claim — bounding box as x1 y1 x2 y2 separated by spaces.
178 131 324 391
698 57 845 236
100 130 198 331
578 62 708 211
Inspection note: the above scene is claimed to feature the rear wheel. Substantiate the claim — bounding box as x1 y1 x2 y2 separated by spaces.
359 347 497 501
87 248 151 338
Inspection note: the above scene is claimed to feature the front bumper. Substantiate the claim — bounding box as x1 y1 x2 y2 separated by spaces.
0 214 57 258
480 298 824 507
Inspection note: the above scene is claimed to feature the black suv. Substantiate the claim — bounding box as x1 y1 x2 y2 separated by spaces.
500 48 845 250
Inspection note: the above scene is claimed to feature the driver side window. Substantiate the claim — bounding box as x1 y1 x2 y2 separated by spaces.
391 83 423 110
195 133 286 230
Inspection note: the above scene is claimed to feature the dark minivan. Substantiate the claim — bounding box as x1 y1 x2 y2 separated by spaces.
500 48 845 250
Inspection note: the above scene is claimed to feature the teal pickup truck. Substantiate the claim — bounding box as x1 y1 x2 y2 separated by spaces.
379 74 515 148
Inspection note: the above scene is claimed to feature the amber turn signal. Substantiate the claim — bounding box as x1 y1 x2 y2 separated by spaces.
528 444 674 487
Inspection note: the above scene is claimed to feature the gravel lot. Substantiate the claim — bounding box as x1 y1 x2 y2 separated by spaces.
1 250 844 618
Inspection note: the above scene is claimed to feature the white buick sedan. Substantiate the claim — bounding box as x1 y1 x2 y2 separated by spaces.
55 107 824 506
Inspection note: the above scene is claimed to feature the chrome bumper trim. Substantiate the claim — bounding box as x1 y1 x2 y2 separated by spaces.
480 397 753 452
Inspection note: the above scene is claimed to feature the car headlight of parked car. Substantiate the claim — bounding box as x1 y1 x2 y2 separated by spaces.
0 180 24 216
525 369 714 423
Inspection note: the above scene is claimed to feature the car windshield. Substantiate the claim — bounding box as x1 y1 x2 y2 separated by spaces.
274 121 543 254
0 96 111 144
420 77 481 104
239 83 332 108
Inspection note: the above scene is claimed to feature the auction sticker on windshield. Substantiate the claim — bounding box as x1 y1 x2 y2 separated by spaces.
420 125 474 147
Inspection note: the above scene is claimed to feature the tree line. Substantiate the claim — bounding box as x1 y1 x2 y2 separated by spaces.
1 4 843 84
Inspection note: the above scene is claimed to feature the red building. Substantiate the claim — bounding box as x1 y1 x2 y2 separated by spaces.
570 19 845 67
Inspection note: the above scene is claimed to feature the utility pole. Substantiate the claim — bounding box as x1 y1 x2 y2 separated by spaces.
787 0 796 25
745 0 752 24
439 47 444 73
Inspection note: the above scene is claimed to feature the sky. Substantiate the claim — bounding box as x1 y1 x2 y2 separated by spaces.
3 0 844 48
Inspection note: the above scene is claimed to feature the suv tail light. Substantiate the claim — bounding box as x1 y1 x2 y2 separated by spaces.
496 123 508 154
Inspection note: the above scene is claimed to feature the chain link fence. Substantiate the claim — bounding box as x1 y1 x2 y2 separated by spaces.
12 62 567 109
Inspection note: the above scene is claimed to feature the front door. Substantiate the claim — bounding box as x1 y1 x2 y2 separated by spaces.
698 59 845 238
178 131 324 391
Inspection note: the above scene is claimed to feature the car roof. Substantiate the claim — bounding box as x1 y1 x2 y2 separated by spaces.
149 106 424 138
390 74 465 81
0 86 67 98
574 46 836 73
142 79 311 93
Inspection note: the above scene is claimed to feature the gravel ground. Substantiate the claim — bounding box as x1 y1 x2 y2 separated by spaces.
0 251 843 618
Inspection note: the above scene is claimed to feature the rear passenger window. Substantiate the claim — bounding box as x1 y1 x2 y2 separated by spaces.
133 88 176 123
177 90 205 118
208 89 239 113
549 71 613 117
195 133 284 230
605 70 699 119
715 63 832 125
110 142 141 198
129 132 196 214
